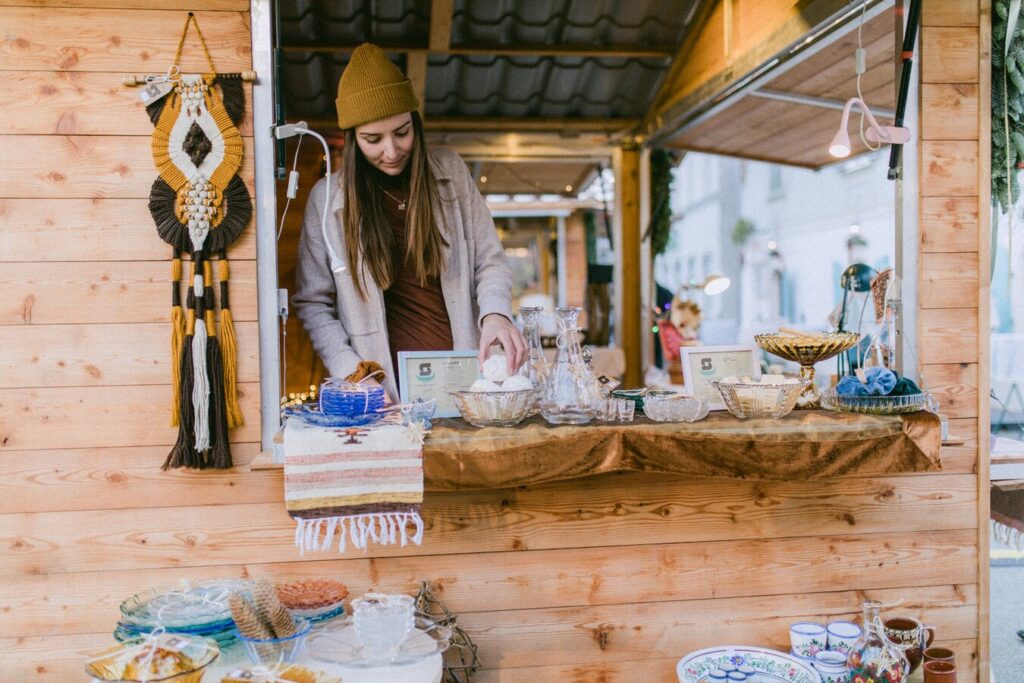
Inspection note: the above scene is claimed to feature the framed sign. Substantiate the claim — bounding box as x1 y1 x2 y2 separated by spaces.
397 350 480 418
679 345 761 410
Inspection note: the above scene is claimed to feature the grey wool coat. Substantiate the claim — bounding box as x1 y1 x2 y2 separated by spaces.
292 148 514 400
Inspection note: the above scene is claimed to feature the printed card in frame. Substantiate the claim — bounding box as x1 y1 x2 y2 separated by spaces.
679 345 761 410
397 350 480 418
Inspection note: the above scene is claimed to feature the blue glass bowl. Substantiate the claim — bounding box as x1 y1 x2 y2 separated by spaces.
283 405 386 428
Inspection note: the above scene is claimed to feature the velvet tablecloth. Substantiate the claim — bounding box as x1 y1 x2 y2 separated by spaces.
421 410 941 491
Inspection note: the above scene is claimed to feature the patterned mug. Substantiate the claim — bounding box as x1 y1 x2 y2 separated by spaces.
789 622 827 659
883 616 935 675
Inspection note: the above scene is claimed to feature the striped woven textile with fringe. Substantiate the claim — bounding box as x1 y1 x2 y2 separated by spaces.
284 420 424 554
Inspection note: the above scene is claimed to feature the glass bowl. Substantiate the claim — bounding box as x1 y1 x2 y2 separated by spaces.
642 394 709 422
85 633 220 682
819 389 929 415
447 388 539 427
236 617 312 667
712 379 811 419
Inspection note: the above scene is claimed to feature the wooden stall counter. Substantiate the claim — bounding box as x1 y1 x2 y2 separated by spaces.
255 410 942 491
243 410 967 683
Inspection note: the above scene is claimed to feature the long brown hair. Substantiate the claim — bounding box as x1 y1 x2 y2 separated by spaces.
341 111 448 299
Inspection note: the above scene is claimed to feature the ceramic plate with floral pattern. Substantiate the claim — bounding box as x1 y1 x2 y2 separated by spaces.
676 646 821 683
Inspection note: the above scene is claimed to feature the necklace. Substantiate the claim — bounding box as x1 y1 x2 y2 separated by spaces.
379 186 407 211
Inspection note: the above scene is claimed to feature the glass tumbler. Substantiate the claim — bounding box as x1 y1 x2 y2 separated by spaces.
351 593 415 662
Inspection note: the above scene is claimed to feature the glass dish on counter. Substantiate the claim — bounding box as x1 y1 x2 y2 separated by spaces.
85 633 219 682
819 389 928 415
642 394 709 423
712 377 810 419
447 387 539 427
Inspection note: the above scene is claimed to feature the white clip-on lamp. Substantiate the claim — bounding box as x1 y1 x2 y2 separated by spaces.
828 97 911 159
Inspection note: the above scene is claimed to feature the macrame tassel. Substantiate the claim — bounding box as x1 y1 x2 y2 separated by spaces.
170 255 185 426
203 261 232 469
218 256 243 427
191 273 211 453
163 311 200 470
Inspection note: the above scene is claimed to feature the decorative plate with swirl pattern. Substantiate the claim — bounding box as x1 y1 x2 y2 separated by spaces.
677 646 821 683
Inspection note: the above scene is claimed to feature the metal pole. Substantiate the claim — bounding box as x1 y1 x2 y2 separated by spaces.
886 0 922 180
251 0 282 452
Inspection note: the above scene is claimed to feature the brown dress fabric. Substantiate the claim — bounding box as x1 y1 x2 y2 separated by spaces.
375 170 453 373
420 410 943 491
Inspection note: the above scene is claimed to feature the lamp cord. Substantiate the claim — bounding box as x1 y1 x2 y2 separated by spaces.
856 1 881 152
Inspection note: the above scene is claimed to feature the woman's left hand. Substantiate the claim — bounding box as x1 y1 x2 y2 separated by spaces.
479 314 527 374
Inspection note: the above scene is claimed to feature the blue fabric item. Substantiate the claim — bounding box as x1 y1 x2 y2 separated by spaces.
836 367 898 396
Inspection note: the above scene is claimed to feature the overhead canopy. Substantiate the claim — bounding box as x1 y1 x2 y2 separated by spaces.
277 0 900 194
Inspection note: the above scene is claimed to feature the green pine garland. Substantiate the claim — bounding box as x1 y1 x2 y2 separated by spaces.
649 148 675 256
993 0 1024 213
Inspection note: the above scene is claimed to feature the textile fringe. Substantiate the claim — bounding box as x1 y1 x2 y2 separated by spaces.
294 512 425 555
992 519 1024 551
191 273 210 452
164 312 199 470
206 322 232 469
170 255 185 426
220 307 242 428
170 304 185 426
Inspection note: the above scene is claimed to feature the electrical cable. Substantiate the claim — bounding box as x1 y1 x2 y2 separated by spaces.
276 134 304 241
855 1 881 153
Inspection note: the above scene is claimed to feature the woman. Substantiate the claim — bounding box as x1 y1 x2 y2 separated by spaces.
293 43 526 400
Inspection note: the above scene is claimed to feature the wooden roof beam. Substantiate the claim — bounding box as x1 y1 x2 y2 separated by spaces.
305 116 636 134
429 0 454 52
641 0 893 144
281 44 674 59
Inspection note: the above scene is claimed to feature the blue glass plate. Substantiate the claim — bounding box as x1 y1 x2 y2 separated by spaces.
283 405 386 428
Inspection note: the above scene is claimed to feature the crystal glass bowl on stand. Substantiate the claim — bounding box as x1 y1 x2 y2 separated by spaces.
755 332 860 408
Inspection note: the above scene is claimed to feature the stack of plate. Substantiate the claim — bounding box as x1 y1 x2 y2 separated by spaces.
115 579 250 648
276 578 349 623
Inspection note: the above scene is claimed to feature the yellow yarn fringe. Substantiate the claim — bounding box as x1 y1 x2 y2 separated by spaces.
170 304 185 426
220 308 243 428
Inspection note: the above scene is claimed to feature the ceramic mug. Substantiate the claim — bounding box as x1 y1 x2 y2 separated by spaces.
923 660 958 683
789 622 827 659
826 620 863 655
923 646 955 665
883 616 935 674
813 650 850 683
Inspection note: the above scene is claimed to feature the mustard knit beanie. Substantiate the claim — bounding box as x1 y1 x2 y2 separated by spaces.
335 43 420 129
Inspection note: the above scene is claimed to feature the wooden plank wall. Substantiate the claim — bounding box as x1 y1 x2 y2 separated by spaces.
918 1 989 681
0 1 989 682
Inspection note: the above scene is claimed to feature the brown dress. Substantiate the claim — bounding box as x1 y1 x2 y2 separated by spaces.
375 169 454 374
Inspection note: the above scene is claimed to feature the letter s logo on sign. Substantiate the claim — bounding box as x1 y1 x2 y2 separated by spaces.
416 362 434 382
701 358 713 371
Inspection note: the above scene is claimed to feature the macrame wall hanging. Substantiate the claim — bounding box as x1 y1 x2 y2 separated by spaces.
132 12 253 469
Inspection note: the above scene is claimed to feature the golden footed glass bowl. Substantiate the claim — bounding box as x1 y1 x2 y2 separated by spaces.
754 332 861 365
755 332 860 407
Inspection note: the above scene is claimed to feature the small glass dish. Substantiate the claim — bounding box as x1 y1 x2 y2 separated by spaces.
85 633 219 682
400 398 437 429
447 388 539 427
236 617 312 667
643 394 709 422
819 389 929 415
712 378 810 419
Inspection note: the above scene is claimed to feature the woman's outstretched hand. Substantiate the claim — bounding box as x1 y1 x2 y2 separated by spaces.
479 313 527 374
